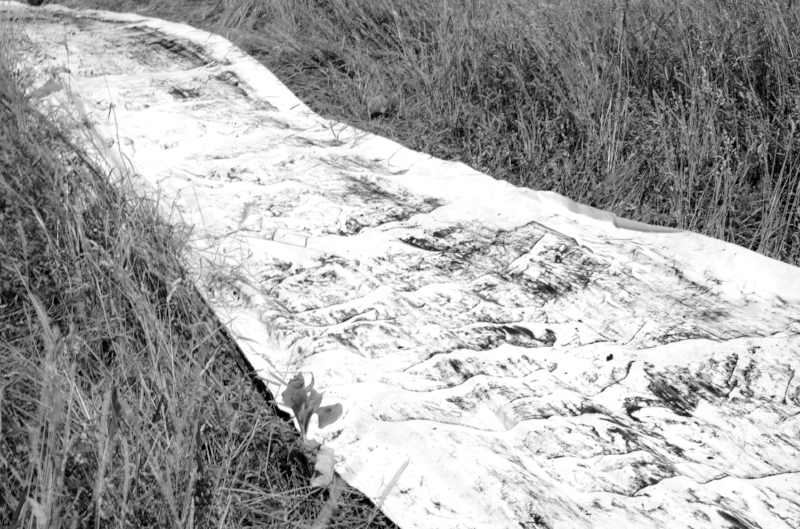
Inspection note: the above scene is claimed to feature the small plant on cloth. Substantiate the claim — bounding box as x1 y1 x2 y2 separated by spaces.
281 373 344 488
281 373 343 439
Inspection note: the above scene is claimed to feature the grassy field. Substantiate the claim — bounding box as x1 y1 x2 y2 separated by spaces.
0 13 396 529
3 0 800 527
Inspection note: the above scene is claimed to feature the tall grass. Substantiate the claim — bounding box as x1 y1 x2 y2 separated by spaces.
55 0 800 264
0 18 394 529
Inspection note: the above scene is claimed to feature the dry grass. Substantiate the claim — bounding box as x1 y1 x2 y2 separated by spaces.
0 14 395 529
